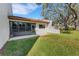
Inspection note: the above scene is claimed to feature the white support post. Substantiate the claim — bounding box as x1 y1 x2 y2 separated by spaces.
36 23 39 29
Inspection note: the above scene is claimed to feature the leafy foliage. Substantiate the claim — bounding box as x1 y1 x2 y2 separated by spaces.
42 3 79 30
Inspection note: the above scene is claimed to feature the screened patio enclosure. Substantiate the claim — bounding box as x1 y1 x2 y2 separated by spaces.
9 21 36 37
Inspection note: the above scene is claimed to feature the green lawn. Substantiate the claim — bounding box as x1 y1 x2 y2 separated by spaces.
1 37 38 56
1 31 79 56
27 31 79 56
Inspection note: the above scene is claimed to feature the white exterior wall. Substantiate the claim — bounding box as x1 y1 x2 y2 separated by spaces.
35 27 60 36
0 4 12 49
35 21 60 36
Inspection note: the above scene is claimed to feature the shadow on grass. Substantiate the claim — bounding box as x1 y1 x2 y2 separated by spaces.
61 30 71 34
1 36 39 56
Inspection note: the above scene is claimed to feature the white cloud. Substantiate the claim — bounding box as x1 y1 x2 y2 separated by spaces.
12 3 38 15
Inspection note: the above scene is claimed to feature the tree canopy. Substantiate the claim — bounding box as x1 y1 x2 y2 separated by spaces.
42 3 78 30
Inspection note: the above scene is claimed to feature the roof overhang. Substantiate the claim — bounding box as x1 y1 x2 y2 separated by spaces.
8 16 49 24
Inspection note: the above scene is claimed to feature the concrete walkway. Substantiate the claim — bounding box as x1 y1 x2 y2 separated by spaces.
9 35 38 41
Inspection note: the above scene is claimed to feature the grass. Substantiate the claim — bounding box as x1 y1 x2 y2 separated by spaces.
27 31 79 56
1 37 38 56
1 30 79 56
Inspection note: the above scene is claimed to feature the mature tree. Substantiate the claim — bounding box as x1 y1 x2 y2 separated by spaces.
42 3 79 30
68 3 78 30
42 3 71 30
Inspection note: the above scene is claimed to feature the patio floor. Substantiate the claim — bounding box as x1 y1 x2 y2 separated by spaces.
9 35 38 41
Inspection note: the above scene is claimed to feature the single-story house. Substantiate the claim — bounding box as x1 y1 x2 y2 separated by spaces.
0 4 60 50
8 16 49 37
0 4 50 49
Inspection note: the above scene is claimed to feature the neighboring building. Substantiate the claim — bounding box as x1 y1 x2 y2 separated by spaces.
0 4 12 49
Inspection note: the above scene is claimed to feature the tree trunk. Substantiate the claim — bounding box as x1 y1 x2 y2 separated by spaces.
64 22 69 30
63 16 69 30
68 3 77 30
74 21 77 30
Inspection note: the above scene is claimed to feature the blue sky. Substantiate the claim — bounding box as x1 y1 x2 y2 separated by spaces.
12 3 43 19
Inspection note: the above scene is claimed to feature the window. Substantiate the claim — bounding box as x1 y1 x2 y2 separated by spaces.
19 22 25 31
31 24 36 31
25 23 31 31
12 22 18 32
39 24 45 28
